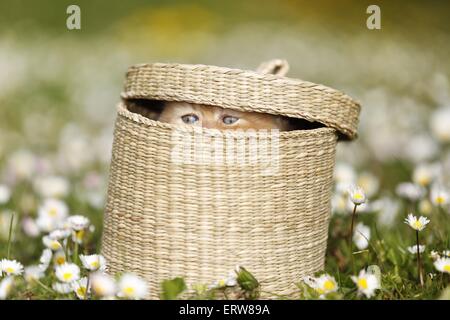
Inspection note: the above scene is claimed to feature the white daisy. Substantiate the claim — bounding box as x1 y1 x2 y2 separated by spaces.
353 222 371 250
434 258 450 274
67 215 90 231
52 282 72 294
430 185 449 206
418 199 433 215
39 248 52 271
53 250 67 266
36 199 68 232
0 184 11 204
117 273 148 300
413 164 439 187
430 106 450 143
348 185 366 205
90 272 116 297
33 175 70 199
430 250 441 260
357 172 379 198
351 269 380 298
211 272 238 289
404 214 430 231
21 217 40 237
303 274 338 296
72 277 90 300
42 235 62 251
79 254 106 272
395 183 425 201
55 263 80 283
407 245 426 254
24 265 45 283
48 228 71 240
0 277 14 300
0 259 24 276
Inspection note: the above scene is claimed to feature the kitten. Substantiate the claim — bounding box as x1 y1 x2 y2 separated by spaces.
158 101 293 131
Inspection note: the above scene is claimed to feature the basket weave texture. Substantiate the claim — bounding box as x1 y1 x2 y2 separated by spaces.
101 61 360 299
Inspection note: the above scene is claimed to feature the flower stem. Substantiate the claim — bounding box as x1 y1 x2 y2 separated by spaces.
36 279 56 294
73 240 79 265
6 212 15 259
349 204 358 273
85 274 91 300
416 230 424 287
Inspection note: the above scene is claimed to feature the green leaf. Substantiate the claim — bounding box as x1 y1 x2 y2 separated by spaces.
160 277 187 300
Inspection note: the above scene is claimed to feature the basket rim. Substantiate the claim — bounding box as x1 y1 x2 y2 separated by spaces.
120 62 360 140
117 102 337 139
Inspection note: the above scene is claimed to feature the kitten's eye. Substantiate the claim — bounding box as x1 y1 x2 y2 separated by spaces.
222 115 239 125
181 114 199 124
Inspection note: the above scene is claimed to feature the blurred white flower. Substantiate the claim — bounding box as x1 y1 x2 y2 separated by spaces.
7 149 36 181
413 164 439 187
52 282 72 294
351 269 380 298
211 272 238 289
430 106 450 143
33 175 70 199
21 216 40 237
49 228 71 240
396 183 425 201
331 193 348 215
90 272 116 297
407 245 426 254
36 198 68 232
53 250 67 266
72 277 89 300
0 259 24 276
404 214 430 231
334 163 356 185
80 254 106 272
55 263 80 283
117 273 148 300
67 215 90 231
418 199 433 216
372 197 400 228
43 235 63 251
442 250 450 258
348 185 366 205
353 223 371 250
403 134 439 163
357 172 379 198
0 184 11 204
24 265 45 283
303 274 338 297
430 185 449 206
0 277 14 300
434 257 450 274
39 248 52 271
430 250 441 260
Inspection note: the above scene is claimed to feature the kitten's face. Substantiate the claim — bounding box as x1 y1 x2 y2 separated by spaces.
159 102 290 131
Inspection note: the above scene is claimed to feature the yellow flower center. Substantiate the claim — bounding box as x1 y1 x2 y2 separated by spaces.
51 242 61 250
357 278 368 290
324 280 335 291
413 221 422 230
63 273 73 281
56 256 66 265
77 287 86 298
418 176 429 186
218 279 226 287
444 265 450 272
124 286 135 296
354 193 363 200
436 196 445 204
76 230 84 241
93 284 104 296
91 260 99 269
49 207 58 217
6 267 14 273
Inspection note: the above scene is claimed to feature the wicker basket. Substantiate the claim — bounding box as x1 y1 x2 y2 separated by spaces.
101 60 360 299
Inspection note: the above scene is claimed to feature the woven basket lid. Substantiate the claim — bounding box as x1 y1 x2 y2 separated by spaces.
121 60 361 139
